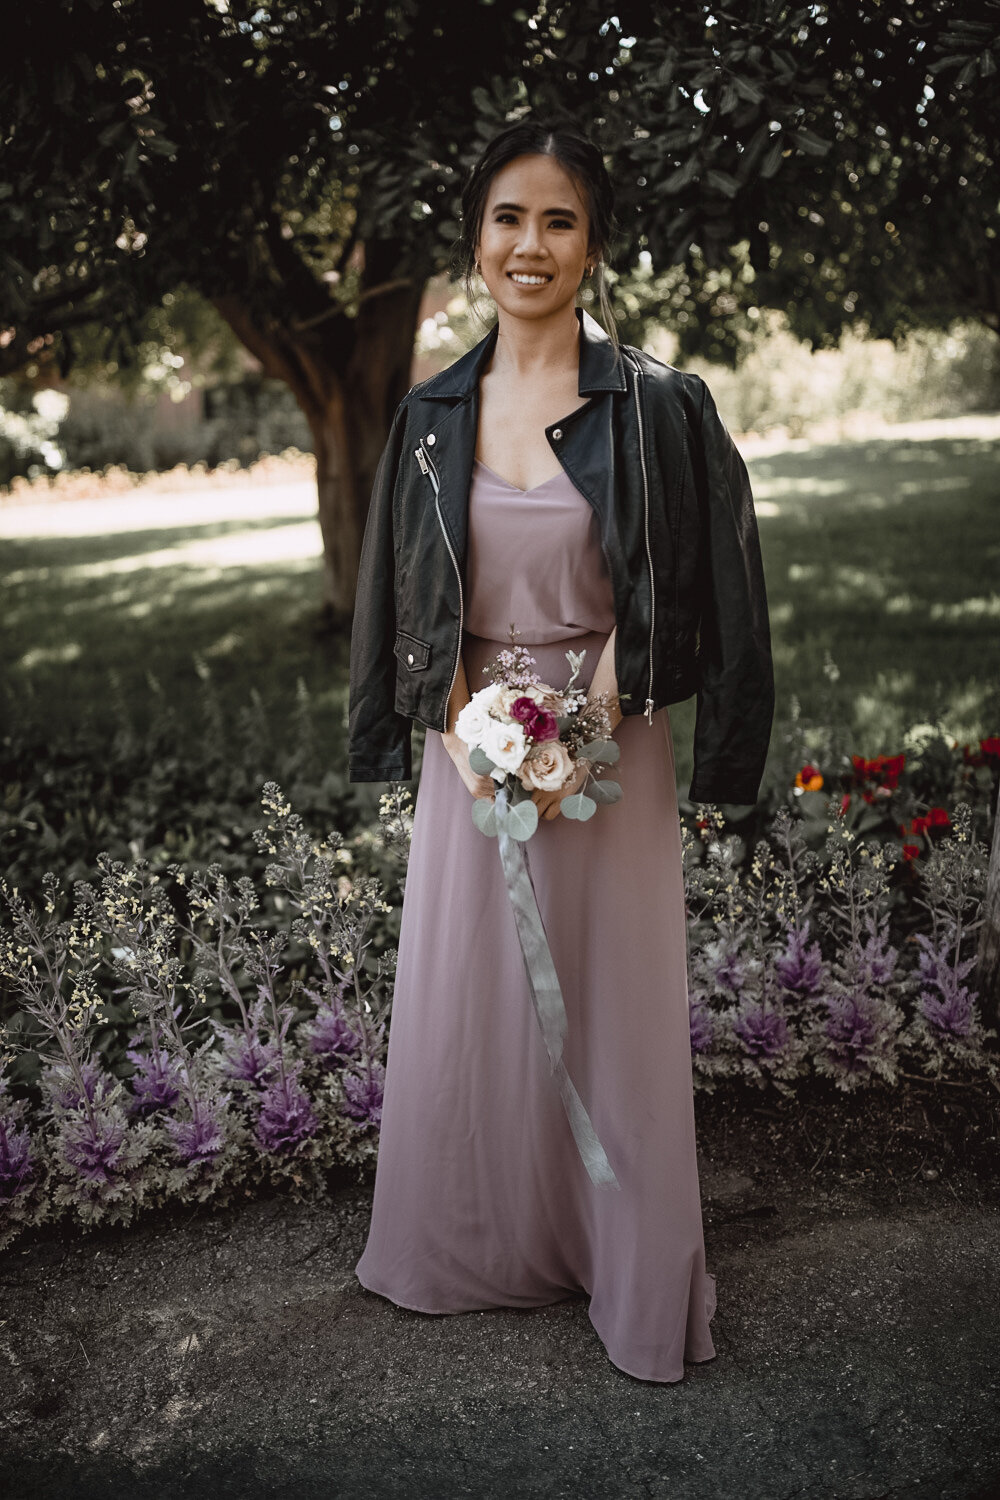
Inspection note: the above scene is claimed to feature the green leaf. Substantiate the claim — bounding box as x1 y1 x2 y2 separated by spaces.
588 779 623 805
472 798 499 836
561 793 597 821
468 746 495 774
503 799 538 841
578 738 620 764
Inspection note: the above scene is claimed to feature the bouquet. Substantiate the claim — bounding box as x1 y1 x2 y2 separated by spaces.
454 633 626 842
452 630 625 1189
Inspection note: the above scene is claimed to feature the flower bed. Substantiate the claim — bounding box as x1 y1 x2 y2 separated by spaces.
1 722 997 1252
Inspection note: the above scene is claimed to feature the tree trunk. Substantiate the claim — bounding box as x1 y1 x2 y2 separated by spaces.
976 776 1000 1031
213 267 426 627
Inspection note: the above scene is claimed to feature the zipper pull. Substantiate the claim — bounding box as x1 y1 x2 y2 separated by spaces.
645 698 655 724
415 446 429 475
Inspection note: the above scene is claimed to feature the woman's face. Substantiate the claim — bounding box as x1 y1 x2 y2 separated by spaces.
475 153 594 325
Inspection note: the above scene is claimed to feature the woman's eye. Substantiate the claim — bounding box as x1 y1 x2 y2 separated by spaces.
549 219 574 229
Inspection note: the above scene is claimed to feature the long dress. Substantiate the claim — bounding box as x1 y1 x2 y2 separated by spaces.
355 457 717 1383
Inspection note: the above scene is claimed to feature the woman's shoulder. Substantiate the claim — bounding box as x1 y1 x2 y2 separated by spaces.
619 340 708 411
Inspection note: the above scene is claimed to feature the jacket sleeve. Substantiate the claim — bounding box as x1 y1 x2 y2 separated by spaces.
686 375 775 806
348 401 413 782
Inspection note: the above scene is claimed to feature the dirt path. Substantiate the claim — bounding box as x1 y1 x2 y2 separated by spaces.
2 1086 998 1500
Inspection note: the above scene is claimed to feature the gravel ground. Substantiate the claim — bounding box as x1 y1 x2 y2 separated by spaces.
2 1084 998 1500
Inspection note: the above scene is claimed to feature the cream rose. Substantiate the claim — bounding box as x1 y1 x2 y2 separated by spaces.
518 739 575 792
481 717 528 778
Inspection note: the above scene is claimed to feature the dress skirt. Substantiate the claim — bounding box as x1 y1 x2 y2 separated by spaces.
354 460 717 1383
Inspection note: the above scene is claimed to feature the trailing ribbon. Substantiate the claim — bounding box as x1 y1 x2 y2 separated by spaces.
493 784 621 1191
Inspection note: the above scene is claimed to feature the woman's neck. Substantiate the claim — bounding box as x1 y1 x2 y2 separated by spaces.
488 305 581 381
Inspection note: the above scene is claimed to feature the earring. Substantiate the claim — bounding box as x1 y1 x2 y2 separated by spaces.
475 259 482 276
586 264 595 279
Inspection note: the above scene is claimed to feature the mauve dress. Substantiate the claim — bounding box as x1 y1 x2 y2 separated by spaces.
355 457 717 1383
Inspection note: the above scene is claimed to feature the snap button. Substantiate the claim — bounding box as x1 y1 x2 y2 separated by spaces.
426 433 436 446
407 652 414 665
552 428 562 440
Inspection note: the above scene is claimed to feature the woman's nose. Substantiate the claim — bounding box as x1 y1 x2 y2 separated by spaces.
515 218 545 256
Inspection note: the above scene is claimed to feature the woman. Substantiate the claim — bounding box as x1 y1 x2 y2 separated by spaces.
348 121 774 1382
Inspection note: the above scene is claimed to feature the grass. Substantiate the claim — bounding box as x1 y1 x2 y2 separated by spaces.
2 418 998 799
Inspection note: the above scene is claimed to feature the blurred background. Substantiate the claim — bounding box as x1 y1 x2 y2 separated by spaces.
2 0 998 887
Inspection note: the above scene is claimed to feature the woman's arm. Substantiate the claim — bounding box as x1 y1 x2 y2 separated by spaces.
440 656 498 801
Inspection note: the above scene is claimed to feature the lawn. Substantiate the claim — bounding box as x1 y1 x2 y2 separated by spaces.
2 417 998 802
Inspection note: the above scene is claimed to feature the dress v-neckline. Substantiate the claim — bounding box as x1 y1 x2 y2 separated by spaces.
473 458 566 496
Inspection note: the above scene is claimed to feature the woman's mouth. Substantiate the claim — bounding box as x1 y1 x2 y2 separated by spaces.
507 272 553 287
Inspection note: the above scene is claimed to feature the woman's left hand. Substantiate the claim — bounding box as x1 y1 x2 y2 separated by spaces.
531 758 592 821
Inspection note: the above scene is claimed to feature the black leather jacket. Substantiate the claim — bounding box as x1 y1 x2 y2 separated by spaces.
348 308 774 804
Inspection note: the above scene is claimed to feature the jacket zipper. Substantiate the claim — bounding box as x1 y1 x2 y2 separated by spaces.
416 440 463 731
631 361 656 724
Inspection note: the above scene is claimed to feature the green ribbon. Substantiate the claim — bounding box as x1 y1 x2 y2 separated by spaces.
493 784 620 1191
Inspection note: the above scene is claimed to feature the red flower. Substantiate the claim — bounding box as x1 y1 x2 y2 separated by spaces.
840 794 851 816
902 843 921 862
926 806 951 827
981 736 1000 762
851 751 906 792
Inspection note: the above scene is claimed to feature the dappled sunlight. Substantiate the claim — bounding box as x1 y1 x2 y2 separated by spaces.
929 594 1000 622
53 520 322 578
18 642 83 671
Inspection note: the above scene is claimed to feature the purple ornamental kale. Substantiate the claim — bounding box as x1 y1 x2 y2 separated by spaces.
217 1027 281 1088
774 919 827 1000
0 1103 35 1201
255 1070 319 1154
341 1062 386 1129
733 1003 790 1060
821 989 881 1075
845 912 898 990
40 1057 114 1114
125 1044 184 1116
165 1095 231 1167
699 930 751 999
688 992 716 1055
914 934 977 1039
58 1104 129 1184
301 1003 363 1069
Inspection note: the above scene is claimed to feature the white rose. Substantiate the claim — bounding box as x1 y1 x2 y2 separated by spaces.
454 697 493 747
480 717 527 777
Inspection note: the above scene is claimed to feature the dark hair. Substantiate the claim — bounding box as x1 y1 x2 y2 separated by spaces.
455 120 620 348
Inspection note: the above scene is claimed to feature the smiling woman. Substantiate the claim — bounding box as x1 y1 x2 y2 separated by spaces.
349 118 775 1384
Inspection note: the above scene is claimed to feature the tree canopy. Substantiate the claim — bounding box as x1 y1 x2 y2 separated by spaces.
2 0 997 608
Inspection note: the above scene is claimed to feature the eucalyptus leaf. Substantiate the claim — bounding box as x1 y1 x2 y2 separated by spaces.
588 779 623 805
561 793 597 821
578 738 620 764
471 798 499 836
468 746 496 775
504 799 538 841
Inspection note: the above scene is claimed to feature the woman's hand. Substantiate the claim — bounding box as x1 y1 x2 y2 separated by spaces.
531 757 592 821
441 731 497 801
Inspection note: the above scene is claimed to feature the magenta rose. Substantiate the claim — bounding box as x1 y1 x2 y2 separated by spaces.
510 696 539 725
527 707 560 742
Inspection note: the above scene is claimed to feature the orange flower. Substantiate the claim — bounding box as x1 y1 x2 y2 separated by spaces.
794 762 824 792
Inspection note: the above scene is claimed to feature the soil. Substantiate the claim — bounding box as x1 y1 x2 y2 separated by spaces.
1 1077 999 1500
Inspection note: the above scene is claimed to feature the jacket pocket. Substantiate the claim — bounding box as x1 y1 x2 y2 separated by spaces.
394 630 431 672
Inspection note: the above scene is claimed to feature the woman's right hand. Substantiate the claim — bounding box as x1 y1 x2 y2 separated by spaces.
441 731 497 801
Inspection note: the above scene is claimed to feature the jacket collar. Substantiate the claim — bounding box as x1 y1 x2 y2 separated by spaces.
416 307 627 399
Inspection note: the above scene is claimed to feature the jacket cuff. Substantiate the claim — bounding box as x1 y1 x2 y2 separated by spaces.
349 757 413 783
688 779 762 806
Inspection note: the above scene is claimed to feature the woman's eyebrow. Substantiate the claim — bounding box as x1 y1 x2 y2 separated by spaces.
491 201 579 219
